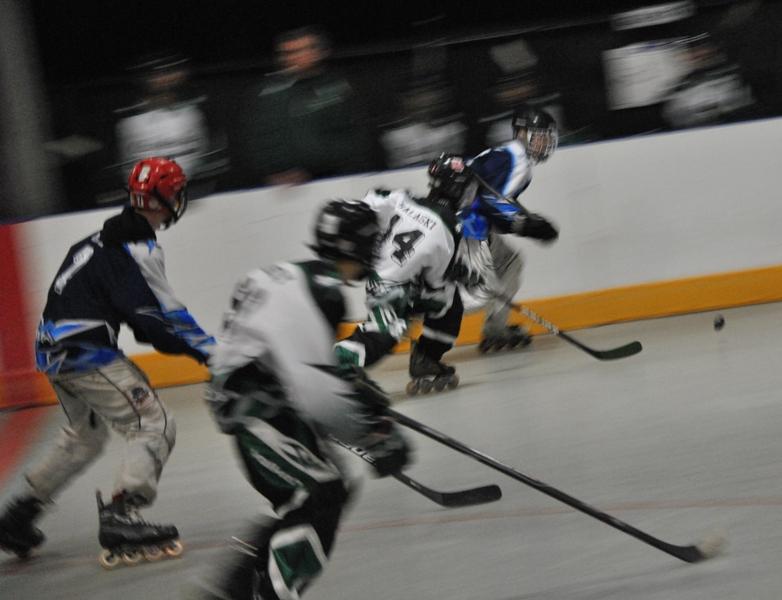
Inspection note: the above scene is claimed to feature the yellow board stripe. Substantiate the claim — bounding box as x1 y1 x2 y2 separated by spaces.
5 263 782 407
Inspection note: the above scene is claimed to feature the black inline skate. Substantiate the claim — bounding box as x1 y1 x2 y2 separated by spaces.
96 490 183 569
0 496 45 559
478 325 532 353
406 346 459 395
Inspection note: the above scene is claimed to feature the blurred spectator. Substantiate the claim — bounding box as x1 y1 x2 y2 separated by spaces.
478 38 567 147
661 33 756 129
113 54 228 200
234 25 373 187
480 70 568 147
379 76 467 168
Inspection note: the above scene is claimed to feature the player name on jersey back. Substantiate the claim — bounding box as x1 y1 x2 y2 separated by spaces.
398 198 438 231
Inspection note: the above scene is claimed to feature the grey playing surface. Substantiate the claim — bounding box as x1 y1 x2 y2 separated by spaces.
3 303 782 599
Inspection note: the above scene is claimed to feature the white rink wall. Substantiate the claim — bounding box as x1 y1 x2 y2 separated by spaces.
19 117 782 355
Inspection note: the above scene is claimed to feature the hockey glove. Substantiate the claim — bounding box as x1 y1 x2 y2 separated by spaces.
362 419 412 477
366 278 411 315
512 213 559 243
448 259 486 289
337 364 391 413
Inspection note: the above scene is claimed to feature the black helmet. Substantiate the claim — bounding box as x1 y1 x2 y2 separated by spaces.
511 105 558 163
312 199 379 267
427 153 472 211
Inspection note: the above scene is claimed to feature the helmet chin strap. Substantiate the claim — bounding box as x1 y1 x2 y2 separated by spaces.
152 189 183 228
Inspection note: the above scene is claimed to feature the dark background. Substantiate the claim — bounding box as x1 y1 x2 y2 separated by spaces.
31 0 732 84
23 0 782 215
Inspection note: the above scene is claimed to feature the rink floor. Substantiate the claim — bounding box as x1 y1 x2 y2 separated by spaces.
3 303 782 599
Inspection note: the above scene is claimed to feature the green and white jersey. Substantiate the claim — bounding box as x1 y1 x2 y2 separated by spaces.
209 260 371 443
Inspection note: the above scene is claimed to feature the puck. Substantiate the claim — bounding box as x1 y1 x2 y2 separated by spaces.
713 314 725 331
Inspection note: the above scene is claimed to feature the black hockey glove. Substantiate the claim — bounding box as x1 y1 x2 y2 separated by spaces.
447 259 485 290
362 419 412 477
335 364 391 414
512 213 559 243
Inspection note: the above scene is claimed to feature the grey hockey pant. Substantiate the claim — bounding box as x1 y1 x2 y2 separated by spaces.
481 233 524 334
25 357 175 506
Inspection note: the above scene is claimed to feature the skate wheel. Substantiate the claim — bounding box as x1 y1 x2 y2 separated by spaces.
99 549 121 569
164 540 184 557
143 546 164 561
446 374 459 390
405 380 420 396
121 550 143 565
419 379 433 394
433 378 447 392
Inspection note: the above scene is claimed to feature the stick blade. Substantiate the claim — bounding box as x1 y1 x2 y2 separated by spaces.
590 340 643 361
437 484 503 507
664 533 727 563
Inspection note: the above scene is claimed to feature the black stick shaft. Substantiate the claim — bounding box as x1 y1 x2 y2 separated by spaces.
387 407 706 563
330 436 501 508
464 172 642 362
509 302 642 361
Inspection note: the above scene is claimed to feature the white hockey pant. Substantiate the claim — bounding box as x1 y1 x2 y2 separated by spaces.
25 357 176 506
460 235 524 334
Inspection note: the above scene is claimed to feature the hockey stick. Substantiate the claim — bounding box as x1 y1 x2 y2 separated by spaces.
468 168 530 215
464 171 641 360
385 406 724 563
331 436 502 508
507 301 643 361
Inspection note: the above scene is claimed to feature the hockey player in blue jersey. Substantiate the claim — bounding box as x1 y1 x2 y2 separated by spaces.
0 157 214 566
456 104 560 352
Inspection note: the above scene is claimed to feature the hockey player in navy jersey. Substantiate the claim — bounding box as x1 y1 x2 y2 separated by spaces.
0 157 214 566
197 199 410 600
457 104 560 352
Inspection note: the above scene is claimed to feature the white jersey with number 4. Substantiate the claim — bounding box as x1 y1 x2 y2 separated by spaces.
362 189 456 293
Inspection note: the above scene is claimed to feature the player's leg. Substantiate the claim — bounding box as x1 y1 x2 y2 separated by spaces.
0 376 110 557
60 357 180 564
479 234 531 353
407 289 463 395
199 399 349 599
97 358 176 506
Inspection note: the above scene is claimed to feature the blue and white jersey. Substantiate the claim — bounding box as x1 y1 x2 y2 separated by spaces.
460 139 533 240
36 207 213 375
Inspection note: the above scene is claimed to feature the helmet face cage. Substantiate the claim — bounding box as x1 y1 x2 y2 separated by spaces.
427 153 472 209
511 107 558 164
128 157 188 226
523 125 558 164
313 199 380 269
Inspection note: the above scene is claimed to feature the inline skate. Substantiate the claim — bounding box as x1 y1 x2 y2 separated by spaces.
96 490 183 569
406 345 459 395
0 496 45 559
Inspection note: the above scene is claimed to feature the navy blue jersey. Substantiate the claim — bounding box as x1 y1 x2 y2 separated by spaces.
461 139 533 239
36 207 213 374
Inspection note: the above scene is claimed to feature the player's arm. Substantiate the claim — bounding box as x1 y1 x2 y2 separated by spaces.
470 151 558 242
334 274 408 368
105 251 210 363
123 241 215 357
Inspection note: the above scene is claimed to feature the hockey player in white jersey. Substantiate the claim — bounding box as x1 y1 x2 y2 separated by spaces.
335 154 472 395
198 199 410 600
458 104 559 352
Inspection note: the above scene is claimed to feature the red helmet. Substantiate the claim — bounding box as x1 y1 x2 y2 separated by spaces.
128 157 188 225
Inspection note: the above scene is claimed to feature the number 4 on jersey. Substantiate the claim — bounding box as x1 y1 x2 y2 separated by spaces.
391 230 423 265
